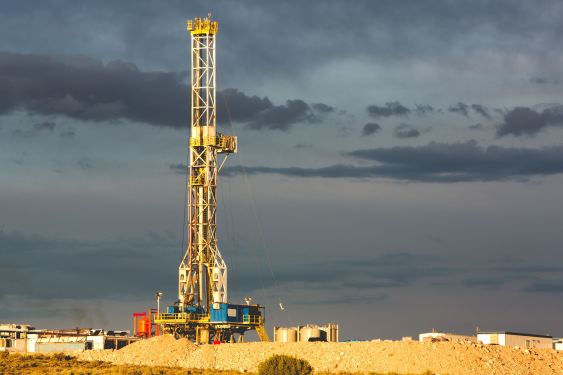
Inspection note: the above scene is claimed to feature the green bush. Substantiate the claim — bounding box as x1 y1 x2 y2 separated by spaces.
257 354 313 375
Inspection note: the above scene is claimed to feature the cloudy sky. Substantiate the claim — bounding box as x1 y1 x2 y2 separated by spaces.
1 0 563 340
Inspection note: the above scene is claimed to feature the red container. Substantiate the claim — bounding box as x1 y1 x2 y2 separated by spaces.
137 316 150 336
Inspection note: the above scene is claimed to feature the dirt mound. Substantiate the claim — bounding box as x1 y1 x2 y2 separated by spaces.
78 337 563 374
80 334 197 367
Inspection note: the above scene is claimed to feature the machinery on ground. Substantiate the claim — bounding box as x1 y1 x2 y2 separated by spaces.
152 15 269 344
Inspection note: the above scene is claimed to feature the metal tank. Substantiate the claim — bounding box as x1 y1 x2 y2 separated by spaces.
299 326 322 342
274 327 297 342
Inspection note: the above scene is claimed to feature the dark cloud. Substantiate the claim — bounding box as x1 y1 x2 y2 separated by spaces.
218 141 563 182
10 121 57 138
0 52 186 127
0 229 179 300
530 77 560 85
34 121 56 131
295 143 313 149
0 52 324 132
311 103 334 113
448 102 470 117
244 99 315 131
219 88 322 131
414 104 435 115
496 105 563 137
232 252 452 293
217 88 273 125
366 102 436 119
471 104 491 119
362 122 381 136
1 1 561 83
524 280 563 293
367 101 410 118
393 124 420 139
448 102 493 119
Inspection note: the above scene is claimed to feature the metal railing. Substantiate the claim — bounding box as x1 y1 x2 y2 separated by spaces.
242 315 262 324
153 312 210 323
153 312 263 325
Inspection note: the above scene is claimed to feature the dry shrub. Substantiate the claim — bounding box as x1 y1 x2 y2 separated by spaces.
258 354 313 375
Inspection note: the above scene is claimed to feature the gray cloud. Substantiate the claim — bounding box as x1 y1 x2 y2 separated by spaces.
524 281 563 293
448 102 493 119
471 104 491 119
366 102 436 119
218 88 322 131
367 101 410 118
0 52 186 127
232 252 452 294
362 122 381 136
530 77 560 85
34 121 56 131
311 103 334 113
0 229 179 300
393 124 420 139
215 141 563 182
448 102 470 117
414 104 435 115
244 99 315 131
1 1 561 83
0 52 327 132
496 105 563 137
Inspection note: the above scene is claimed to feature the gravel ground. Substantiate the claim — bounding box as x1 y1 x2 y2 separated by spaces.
78 335 563 374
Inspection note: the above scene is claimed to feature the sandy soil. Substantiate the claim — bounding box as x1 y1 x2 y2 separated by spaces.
77 335 563 374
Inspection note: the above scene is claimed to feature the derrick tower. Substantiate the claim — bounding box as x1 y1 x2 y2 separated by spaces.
178 14 236 310
153 15 269 344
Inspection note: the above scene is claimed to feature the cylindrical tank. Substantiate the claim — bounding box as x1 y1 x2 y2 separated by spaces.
275 327 297 342
137 316 150 337
330 324 339 342
299 326 322 342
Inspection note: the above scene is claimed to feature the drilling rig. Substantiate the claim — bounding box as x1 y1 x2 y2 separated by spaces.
153 15 269 344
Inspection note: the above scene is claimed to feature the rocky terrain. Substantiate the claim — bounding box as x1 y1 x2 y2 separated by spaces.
78 335 563 374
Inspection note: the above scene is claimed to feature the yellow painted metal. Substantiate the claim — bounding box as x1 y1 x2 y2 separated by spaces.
242 315 263 325
187 15 218 35
256 325 270 342
189 135 237 153
171 15 265 342
190 175 204 186
153 312 210 324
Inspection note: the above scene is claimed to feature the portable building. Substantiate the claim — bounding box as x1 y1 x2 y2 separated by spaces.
477 331 552 349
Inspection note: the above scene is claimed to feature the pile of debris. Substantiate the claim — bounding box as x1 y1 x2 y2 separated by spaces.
78 335 563 374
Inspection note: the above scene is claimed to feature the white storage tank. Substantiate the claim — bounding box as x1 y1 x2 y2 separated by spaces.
274 327 297 342
299 326 322 342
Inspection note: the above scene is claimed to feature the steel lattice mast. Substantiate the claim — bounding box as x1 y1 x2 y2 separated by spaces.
151 15 268 343
178 15 237 311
